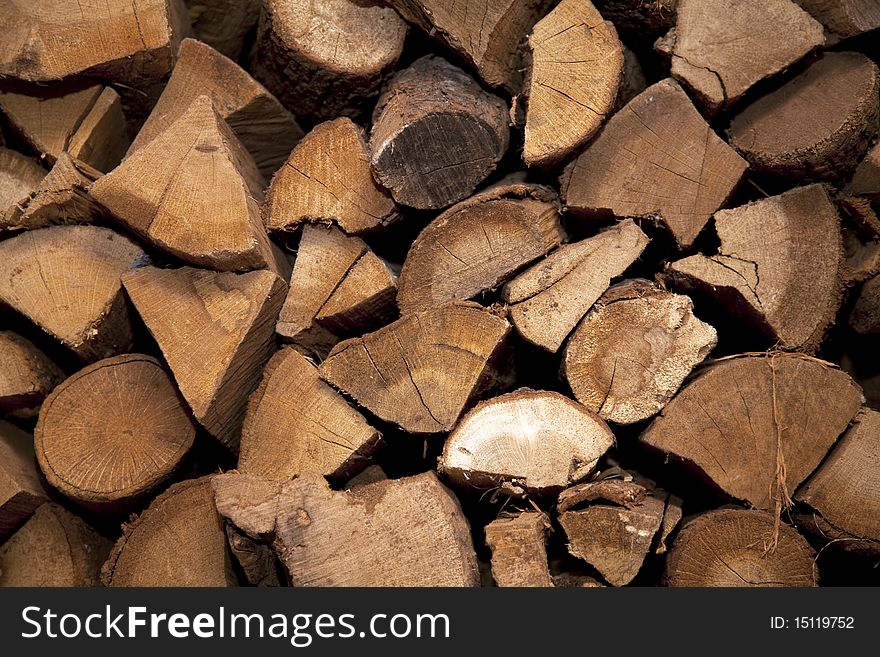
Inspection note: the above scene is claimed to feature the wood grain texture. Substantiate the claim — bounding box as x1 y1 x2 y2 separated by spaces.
794 0 880 39
0 419 47 539
848 141 880 201
484 512 553 587
0 330 63 415
0 147 45 216
65 87 129 173
850 274 880 335
184 0 261 59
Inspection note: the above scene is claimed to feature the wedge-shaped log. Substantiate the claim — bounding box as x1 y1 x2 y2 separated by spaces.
0 420 47 539
0 331 63 416
484 512 553 587
0 147 45 216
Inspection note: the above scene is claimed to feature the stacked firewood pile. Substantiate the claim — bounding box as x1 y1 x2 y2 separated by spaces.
1 0 879 587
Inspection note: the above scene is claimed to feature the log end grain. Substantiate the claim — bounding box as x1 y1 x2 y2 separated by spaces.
485 512 553 587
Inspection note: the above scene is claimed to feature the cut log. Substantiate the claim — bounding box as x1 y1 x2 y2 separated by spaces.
1 154 102 234
562 280 717 424
794 408 880 557
34 354 196 510
93 95 278 273
0 225 142 361
522 0 624 167
184 0 261 59
665 508 817 587
667 184 844 353
239 347 382 482
128 38 304 181
102 475 235 587
794 0 880 40
386 0 553 91
558 479 667 586
370 56 510 211
640 353 863 511
848 141 880 201
439 389 615 494
0 147 45 215
0 503 111 587
729 52 880 182
225 524 281 587
122 266 287 452
501 219 650 352
562 79 747 249
264 118 398 236
64 87 128 173
250 0 407 123
0 330 64 415
213 471 480 586
658 0 824 114
275 224 398 356
485 512 553 587
0 419 47 539
397 183 564 314
320 302 512 434
850 274 880 334
592 0 676 39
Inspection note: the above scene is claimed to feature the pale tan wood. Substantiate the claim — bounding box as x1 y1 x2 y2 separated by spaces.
66 87 129 173
485 512 553 587
0 419 47 539
0 147 45 215
184 0 261 59
794 0 880 40
0 330 64 415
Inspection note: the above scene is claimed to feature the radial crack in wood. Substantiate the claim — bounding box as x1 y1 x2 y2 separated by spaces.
484 511 553 587
0 419 47 540
0 330 63 416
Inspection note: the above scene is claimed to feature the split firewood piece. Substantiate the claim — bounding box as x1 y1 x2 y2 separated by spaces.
239 347 382 482
0 419 47 539
561 79 748 249
386 0 553 91
370 56 510 211
794 408 880 558
320 302 512 434
0 147 45 215
522 0 624 167
184 0 261 60
0 0 188 85
640 353 863 511
250 0 407 123
592 0 676 39
0 226 142 361
552 573 604 587
65 87 129 173
794 0 880 41
484 512 553 587
0 503 111 587
264 118 398 236
667 184 844 353
729 52 880 182
129 39 303 180
276 225 397 356
225 525 281 587
213 471 480 586
501 220 650 353
656 494 684 555
103 476 236 587
657 0 823 114
847 142 880 201
122 266 287 452
558 479 667 586
34 354 197 510
562 280 717 424
850 275 880 334
93 95 278 273
0 330 64 416
665 509 817 587
397 184 564 314
1 154 102 233
439 389 615 495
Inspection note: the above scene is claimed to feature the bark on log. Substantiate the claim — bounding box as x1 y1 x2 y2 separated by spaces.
0 419 47 539
484 512 553 587
0 330 64 416
184 0 261 60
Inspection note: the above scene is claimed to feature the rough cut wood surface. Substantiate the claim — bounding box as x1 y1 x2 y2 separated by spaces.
0 330 63 415
439 389 615 494
794 0 880 40
658 0 824 114
850 274 880 335
225 524 281 587
562 79 748 249
103 476 235 587
563 280 717 424
214 471 480 587
640 353 863 510
370 56 510 211
264 118 398 236
484 512 553 587
184 0 261 60
122 266 286 452
397 183 564 314
239 347 382 483
502 219 650 352
729 52 880 182
34 354 196 510
0 419 47 539
321 302 512 434
665 509 817 587
523 0 624 167
0 147 45 215
0 225 142 362
848 141 880 200
668 184 844 353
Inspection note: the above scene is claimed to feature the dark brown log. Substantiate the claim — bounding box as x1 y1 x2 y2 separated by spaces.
225 524 281 587
484 512 553 587
729 52 880 182
0 147 45 216
668 184 844 353
619 46 648 107
0 330 63 416
370 56 510 211
184 0 261 60
592 0 676 39
213 471 480 586
397 183 564 314
250 0 407 123
850 274 880 334
562 79 748 249
794 0 880 40
122 266 287 452
563 280 717 424
665 508 817 587
848 141 880 201
0 419 47 539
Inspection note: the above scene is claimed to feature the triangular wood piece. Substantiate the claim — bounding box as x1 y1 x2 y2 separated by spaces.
0 419 48 540
485 512 553 587
0 330 64 416
122 265 287 451
848 141 880 200
93 95 278 273
0 147 45 217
